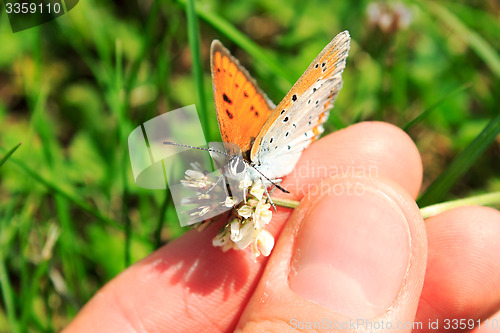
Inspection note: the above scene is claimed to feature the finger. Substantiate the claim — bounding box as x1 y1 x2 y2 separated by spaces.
236 176 427 332
472 309 500 333
415 206 500 332
64 121 423 333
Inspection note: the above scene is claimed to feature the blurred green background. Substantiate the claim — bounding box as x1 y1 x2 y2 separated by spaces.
0 0 499 331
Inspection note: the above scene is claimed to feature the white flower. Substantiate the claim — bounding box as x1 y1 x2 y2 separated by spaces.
237 205 252 218
190 206 210 217
180 179 209 189
212 230 234 252
250 181 265 201
256 229 274 257
229 219 242 241
230 220 255 249
236 223 255 249
185 169 205 180
224 196 236 207
254 200 272 228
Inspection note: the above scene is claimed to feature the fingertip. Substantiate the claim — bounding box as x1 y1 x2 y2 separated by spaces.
237 176 427 332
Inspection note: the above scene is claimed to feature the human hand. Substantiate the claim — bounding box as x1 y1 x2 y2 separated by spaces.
63 122 500 332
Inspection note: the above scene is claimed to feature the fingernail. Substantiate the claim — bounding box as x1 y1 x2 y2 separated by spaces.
289 184 410 318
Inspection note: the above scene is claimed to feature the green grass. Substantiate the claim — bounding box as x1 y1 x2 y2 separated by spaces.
0 0 499 331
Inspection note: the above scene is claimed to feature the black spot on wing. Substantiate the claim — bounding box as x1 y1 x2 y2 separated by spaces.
223 93 232 104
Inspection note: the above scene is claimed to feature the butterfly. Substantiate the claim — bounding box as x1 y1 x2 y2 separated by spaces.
211 30 351 186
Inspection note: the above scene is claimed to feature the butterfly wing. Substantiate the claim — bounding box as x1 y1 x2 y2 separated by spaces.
211 40 276 158
250 31 351 179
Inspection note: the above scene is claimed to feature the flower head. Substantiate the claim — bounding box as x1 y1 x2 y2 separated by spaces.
250 181 265 201
254 200 272 228
237 205 253 218
182 164 279 260
224 196 236 207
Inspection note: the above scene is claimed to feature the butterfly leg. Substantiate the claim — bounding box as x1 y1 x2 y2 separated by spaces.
261 177 277 212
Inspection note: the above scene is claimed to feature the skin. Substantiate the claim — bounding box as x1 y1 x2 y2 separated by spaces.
63 122 500 332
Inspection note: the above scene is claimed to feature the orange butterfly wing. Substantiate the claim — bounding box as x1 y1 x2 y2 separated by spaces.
251 31 350 163
211 40 275 158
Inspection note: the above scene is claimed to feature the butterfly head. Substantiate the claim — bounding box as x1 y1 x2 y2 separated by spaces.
227 155 247 177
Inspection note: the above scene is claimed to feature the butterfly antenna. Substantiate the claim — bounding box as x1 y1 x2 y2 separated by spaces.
164 141 289 193
163 141 231 157
249 165 290 194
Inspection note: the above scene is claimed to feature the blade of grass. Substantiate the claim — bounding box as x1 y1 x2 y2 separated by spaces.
186 0 210 138
154 160 171 249
403 83 471 131
113 38 133 267
0 253 19 333
0 143 21 168
0 200 21 333
175 0 294 86
418 112 500 206
423 2 500 79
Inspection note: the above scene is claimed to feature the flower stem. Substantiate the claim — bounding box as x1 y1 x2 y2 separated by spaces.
419 191 500 219
271 198 300 209
271 191 500 219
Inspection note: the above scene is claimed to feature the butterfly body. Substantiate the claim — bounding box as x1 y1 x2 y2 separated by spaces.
211 31 351 183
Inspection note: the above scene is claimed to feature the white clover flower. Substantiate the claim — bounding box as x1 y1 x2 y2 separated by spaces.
185 169 205 180
184 165 280 259
190 205 210 216
256 229 274 257
250 181 265 201
230 220 255 249
254 200 272 228
234 222 255 249
212 230 234 252
229 218 242 241
237 205 252 218
224 196 236 208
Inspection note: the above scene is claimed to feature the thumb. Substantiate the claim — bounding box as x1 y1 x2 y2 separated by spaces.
236 176 427 332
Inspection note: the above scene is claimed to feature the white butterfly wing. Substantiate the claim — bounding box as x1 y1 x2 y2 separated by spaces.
250 31 351 179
